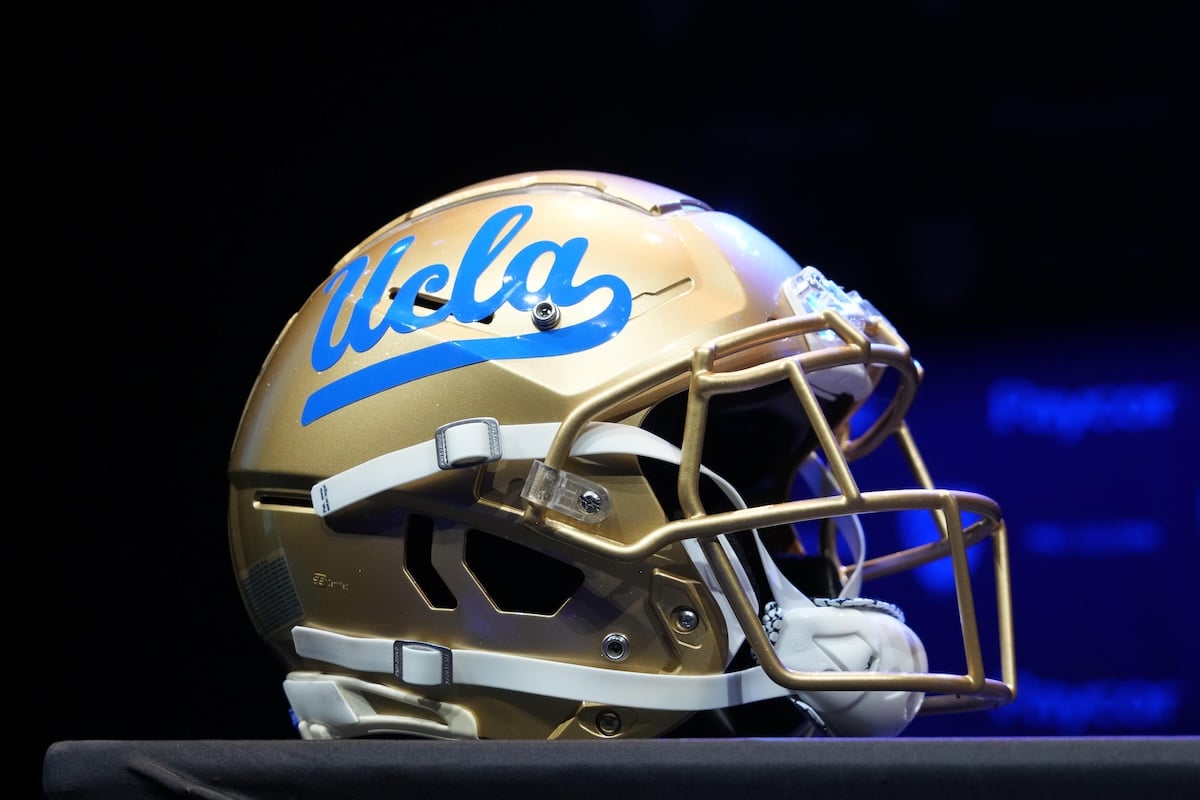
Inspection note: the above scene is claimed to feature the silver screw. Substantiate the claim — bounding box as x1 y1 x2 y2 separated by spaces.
601 633 629 662
578 489 603 515
595 710 621 736
673 607 699 632
531 301 561 330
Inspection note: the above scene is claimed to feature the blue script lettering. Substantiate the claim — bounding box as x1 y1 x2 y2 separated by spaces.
302 205 632 424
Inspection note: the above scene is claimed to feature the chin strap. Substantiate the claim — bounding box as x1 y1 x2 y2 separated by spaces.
292 625 801 710
311 417 670 518
298 417 925 737
287 594 925 738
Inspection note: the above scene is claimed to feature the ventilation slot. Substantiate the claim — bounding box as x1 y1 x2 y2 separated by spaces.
387 289 494 324
464 529 583 615
255 491 314 510
404 514 457 609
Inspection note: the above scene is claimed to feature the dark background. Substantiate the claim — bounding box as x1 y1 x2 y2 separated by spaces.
33 3 1196 796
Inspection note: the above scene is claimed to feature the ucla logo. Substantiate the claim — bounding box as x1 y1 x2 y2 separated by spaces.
302 204 633 424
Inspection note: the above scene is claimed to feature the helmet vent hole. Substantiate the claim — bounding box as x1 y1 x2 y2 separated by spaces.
464 529 583 615
403 514 458 609
386 289 494 324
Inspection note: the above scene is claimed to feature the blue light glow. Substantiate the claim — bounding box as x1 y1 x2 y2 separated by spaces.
1023 519 1164 556
987 379 1179 443
898 504 984 594
993 670 1181 734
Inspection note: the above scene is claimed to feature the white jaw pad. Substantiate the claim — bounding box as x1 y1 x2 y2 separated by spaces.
768 601 928 737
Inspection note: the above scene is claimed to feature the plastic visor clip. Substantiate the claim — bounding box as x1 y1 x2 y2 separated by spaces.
521 461 612 524
435 417 502 470
394 641 453 686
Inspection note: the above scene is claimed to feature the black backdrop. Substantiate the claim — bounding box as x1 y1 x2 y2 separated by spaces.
32 3 1195 797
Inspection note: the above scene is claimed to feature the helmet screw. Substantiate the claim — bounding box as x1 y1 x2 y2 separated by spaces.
531 301 561 330
601 633 630 662
578 489 603 515
673 607 699 632
595 710 622 736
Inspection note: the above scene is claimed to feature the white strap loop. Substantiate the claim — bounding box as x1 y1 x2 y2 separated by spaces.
436 417 501 468
396 642 451 685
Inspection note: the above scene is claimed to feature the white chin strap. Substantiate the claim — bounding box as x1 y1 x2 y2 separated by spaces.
297 418 927 737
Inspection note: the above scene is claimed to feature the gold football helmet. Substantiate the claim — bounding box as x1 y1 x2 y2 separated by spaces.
227 170 1015 740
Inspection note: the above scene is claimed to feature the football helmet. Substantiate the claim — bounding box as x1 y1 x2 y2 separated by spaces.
228 170 1015 741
